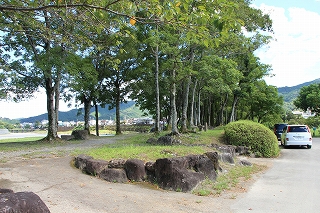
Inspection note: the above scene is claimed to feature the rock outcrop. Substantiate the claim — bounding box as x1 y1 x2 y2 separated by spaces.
74 151 225 192
71 130 89 140
0 190 50 213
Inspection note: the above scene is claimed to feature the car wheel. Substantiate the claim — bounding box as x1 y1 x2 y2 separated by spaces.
307 145 312 149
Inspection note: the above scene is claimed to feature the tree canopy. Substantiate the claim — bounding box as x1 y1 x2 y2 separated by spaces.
294 83 320 116
0 0 284 138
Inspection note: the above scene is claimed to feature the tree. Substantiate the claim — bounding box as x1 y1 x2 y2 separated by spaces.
246 80 283 123
294 83 320 116
66 54 98 134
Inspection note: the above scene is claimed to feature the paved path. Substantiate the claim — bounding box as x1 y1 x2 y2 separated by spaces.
231 138 320 212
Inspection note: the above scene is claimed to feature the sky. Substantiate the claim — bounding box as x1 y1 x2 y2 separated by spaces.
1 0 320 119
252 0 320 87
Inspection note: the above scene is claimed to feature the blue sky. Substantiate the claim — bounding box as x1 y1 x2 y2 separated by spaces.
1 1 320 119
252 0 320 87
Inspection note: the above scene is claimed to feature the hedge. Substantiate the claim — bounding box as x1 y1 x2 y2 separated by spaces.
224 120 280 158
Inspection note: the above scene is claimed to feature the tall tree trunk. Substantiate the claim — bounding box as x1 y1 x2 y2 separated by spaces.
95 103 99 136
207 98 212 126
45 77 58 141
220 93 228 126
115 83 122 135
54 73 60 136
181 76 191 133
190 79 197 127
154 44 160 133
170 68 179 135
197 90 201 125
83 96 91 135
229 95 239 123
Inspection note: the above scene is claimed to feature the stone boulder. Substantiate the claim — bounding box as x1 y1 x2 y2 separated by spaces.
145 161 156 182
74 155 109 176
71 130 89 140
238 159 252 167
0 191 50 213
204 152 222 172
0 188 13 194
99 168 128 183
183 155 217 181
74 155 93 171
212 144 236 157
154 157 205 192
219 153 235 164
61 135 75 141
156 136 181 145
236 146 251 155
124 159 146 182
85 159 109 176
146 137 157 144
108 159 126 169
193 155 217 181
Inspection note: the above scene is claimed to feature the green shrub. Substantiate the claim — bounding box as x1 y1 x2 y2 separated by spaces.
224 120 280 158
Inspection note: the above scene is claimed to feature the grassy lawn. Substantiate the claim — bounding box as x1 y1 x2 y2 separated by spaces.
78 127 225 161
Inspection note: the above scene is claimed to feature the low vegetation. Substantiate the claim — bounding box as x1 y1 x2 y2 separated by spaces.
224 120 280 158
193 163 266 196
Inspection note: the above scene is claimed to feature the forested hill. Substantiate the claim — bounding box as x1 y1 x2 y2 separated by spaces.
278 78 320 103
20 101 146 123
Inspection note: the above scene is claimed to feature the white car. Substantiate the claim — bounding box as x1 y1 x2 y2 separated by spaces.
280 124 312 149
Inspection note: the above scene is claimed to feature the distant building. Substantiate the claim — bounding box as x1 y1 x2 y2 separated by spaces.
292 109 315 119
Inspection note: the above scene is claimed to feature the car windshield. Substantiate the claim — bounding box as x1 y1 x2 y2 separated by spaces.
288 126 309 132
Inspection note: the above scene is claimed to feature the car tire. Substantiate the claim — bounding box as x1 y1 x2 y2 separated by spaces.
307 145 312 149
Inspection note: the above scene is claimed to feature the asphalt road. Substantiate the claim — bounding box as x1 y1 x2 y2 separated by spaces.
230 137 320 212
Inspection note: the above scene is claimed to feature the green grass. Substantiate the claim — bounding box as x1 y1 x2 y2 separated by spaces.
76 129 226 161
83 145 213 162
0 137 44 143
193 163 266 196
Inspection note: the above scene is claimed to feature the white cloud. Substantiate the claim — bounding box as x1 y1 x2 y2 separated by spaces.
0 89 74 119
255 4 320 87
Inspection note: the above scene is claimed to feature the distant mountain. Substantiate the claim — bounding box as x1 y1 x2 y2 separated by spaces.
277 78 320 110
20 101 147 123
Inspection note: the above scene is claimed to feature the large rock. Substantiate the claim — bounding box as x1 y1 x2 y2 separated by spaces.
212 144 236 157
0 189 13 194
154 157 205 192
124 159 146 182
74 155 93 171
71 130 89 140
99 168 128 183
204 152 222 172
193 155 217 181
145 161 156 182
219 153 235 164
236 146 251 155
156 136 181 145
0 191 50 213
184 154 217 181
85 159 109 176
108 159 126 169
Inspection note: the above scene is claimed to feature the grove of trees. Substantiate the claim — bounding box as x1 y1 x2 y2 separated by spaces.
0 0 284 141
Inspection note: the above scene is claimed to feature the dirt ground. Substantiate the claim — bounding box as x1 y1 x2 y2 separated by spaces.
0 135 272 213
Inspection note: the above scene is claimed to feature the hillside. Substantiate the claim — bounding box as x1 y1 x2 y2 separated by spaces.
20 101 147 123
17 78 320 123
277 78 320 110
